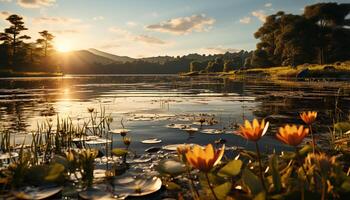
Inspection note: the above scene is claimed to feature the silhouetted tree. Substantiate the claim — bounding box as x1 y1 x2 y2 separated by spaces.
0 14 30 66
37 30 54 57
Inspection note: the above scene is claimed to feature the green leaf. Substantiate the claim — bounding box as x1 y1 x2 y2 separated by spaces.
45 163 65 181
166 181 182 190
269 154 282 192
242 168 263 195
218 159 243 177
280 151 296 160
213 182 232 200
112 148 128 156
334 122 350 133
298 145 312 156
341 179 350 192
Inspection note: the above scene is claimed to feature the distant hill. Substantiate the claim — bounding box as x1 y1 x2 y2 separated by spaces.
87 48 135 63
50 49 251 74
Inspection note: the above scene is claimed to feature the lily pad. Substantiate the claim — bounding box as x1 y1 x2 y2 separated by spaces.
141 138 162 144
113 176 162 197
12 186 63 200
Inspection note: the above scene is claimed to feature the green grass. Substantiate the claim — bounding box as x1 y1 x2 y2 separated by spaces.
231 61 350 79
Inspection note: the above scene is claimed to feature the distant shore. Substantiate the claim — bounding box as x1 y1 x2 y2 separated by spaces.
181 61 350 80
0 70 63 77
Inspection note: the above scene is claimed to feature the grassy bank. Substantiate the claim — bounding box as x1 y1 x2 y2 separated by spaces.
0 70 63 77
233 62 350 79
181 61 350 80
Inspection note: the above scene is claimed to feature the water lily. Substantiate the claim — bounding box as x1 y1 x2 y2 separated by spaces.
300 111 317 153
237 119 269 141
185 144 224 200
276 124 309 146
185 144 224 172
300 111 317 125
237 119 269 192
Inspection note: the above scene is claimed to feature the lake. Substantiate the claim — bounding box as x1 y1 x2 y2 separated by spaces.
1 75 350 153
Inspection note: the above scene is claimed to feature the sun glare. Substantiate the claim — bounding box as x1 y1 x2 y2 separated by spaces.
56 42 71 52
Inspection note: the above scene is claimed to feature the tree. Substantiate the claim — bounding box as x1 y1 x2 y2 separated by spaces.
37 30 54 57
304 3 350 64
190 61 202 72
0 14 30 65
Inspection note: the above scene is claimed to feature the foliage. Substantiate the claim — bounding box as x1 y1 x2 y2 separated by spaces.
250 2 350 68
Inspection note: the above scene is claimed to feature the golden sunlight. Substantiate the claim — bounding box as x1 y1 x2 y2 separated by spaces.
55 41 71 52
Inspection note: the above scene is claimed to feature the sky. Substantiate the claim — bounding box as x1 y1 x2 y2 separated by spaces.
0 0 348 58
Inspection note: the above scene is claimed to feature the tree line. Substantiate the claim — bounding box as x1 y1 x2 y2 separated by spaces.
0 14 57 72
249 2 350 68
189 2 350 72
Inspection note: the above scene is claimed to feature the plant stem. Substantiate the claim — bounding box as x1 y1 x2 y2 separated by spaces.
309 124 315 153
295 147 310 185
186 166 200 199
205 173 219 200
255 141 267 192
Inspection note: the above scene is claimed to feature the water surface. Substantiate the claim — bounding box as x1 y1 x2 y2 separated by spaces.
1 75 350 153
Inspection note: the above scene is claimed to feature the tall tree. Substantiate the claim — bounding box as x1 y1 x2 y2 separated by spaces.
37 30 54 57
0 14 30 65
304 3 350 64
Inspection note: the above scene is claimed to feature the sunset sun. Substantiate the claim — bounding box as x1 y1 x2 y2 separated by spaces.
56 42 71 52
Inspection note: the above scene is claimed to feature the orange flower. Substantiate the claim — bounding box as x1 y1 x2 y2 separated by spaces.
237 119 269 141
300 111 317 125
276 124 309 146
185 144 225 172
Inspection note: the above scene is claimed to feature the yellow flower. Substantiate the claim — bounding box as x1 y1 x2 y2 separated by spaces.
87 107 95 113
300 111 317 125
185 144 225 172
237 119 269 141
276 124 309 146
65 150 75 162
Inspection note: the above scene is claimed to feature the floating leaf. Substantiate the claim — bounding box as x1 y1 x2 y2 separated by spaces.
112 148 128 157
242 168 263 195
218 160 243 177
214 182 232 200
269 154 281 192
157 159 186 176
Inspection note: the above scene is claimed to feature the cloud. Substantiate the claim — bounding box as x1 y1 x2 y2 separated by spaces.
52 29 80 34
252 10 266 22
109 27 167 45
0 11 11 20
33 16 81 24
93 16 104 21
17 0 55 8
98 43 120 49
204 46 240 54
146 14 215 35
264 3 272 7
239 17 251 24
126 21 137 27
134 35 166 45
108 27 132 37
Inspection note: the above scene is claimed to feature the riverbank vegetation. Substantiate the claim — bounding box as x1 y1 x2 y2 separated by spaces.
1 106 350 199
